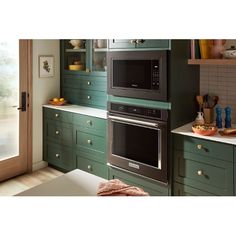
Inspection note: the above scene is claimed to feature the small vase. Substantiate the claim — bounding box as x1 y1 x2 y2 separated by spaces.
210 40 225 59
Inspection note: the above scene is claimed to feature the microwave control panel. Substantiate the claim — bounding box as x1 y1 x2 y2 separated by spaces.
151 60 160 90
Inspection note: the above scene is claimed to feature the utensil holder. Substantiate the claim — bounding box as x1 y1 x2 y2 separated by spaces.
203 108 214 124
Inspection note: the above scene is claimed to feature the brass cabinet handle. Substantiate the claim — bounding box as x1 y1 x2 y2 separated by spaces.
55 153 60 159
87 139 92 145
86 120 92 126
87 81 91 85
55 113 59 118
197 144 202 150
130 39 137 44
87 95 91 100
88 165 92 171
55 130 60 135
197 170 204 176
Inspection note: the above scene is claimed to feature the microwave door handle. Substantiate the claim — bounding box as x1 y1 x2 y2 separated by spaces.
108 115 159 128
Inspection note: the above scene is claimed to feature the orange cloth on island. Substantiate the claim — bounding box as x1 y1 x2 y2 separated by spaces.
97 179 149 196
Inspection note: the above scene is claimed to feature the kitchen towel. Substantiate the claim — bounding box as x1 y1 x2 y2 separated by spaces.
97 179 149 196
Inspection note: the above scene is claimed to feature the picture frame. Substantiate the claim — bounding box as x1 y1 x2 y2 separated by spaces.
39 55 54 78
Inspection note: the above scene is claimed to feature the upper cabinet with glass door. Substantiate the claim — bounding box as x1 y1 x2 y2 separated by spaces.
61 39 107 76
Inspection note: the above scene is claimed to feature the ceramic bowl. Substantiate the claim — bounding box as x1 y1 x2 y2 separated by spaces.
69 40 84 49
192 124 217 136
69 64 84 71
221 46 236 59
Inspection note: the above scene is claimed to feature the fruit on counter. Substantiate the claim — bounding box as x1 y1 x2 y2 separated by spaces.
59 98 65 102
53 97 59 102
192 124 217 136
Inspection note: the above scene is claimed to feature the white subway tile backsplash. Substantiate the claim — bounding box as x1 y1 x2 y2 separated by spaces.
200 65 236 123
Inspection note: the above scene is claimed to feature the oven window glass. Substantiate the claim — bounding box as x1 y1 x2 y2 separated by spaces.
112 122 159 168
113 60 151 89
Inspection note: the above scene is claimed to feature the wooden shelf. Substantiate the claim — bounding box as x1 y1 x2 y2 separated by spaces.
188 59 236 65
65 49 86 53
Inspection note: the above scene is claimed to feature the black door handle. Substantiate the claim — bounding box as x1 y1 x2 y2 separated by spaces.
18 92 27 112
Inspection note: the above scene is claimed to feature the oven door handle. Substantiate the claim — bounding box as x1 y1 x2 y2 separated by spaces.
108 115 159 128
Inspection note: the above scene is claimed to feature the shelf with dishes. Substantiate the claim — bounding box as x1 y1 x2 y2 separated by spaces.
188 59 236 65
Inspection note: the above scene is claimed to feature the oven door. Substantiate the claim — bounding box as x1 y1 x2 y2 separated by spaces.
108 114 168 183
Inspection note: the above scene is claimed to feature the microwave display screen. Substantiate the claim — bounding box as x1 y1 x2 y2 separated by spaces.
113 60 152 89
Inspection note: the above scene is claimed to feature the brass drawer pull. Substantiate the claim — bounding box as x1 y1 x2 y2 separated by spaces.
197 170 204 176
87 139 92 145
197 144 202 150
87 81 91 85
86 120 92 126
87 95 91 100
55 113 59 118
55 130 60 135
55 153 60 159
88 165 92 171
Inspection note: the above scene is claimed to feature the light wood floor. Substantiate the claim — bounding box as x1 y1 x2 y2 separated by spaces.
0 167 63 196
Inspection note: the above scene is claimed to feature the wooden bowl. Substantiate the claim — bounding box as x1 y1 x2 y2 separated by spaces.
192 125 217 136
48 100 67 106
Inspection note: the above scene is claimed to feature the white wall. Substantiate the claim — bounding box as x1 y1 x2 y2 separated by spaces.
32 40 60 171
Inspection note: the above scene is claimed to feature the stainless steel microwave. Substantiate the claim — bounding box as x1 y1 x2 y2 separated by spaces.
107 51 168 101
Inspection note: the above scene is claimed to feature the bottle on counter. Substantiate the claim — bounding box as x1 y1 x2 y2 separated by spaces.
216 106 222 128
225 106 232 128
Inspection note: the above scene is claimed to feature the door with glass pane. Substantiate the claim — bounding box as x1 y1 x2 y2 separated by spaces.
0 40 31 182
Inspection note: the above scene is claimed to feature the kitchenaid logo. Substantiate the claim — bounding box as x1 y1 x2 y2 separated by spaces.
128 162 140 169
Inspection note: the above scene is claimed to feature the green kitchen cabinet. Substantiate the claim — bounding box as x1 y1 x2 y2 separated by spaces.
73 112 108 179
43 107 108 178
60 40 107 109
173 134 234 196
43 108 76 172
108 39 170 50
108 166 169 196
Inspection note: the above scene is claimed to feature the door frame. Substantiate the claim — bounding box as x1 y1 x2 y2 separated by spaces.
0 40 32 181
26 39 33 173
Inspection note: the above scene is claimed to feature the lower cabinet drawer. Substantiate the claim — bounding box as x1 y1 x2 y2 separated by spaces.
174 150 233 195
76 156 108 179
108 167 169 196
74 130 105 152
43 142 76 172
173 182 215 196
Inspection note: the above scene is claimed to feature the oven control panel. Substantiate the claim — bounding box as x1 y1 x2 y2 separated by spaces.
151 60 160 90
109 102 168 121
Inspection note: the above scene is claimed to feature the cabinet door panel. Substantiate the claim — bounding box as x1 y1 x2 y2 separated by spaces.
173 134 233 162
108 167 169 196
173 182 215 196
44 142 75 172
137 40 170 49
109 39 135 49
73 113 106 136
44 107 72 123
174 150 233 195
76 156 108 179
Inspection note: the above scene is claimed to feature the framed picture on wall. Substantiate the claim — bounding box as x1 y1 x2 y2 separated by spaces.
39 55 54 78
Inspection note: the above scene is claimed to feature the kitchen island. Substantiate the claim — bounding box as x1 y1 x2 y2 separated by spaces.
17 169 107 196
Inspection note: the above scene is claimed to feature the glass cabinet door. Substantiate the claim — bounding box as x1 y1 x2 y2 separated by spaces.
64 39 87 72
91 39 107 72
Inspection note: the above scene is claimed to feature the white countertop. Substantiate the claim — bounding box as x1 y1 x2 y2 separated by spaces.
43 104 107 119
16 169 107 196
172 122 236 145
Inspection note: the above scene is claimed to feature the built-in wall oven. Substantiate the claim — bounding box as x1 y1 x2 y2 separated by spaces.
108 102 168 183
107 50 167 101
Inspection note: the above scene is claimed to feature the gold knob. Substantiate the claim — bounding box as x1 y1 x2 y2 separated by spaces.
55 130 60 135
55 113 59 118
197 170 203 176
87 120 92 125
55 153 60 158
88 165 92 171
87 81 91 85
87 139 92 145
87 95 91 100
197 144 202 150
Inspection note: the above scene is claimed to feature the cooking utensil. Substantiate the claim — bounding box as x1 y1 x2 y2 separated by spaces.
203 94 209 108
210 96 219 108
196 95 204 111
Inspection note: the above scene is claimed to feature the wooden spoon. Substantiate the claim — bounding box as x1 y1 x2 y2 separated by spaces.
196 95 204 111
